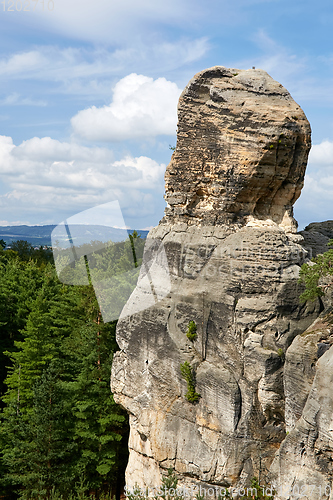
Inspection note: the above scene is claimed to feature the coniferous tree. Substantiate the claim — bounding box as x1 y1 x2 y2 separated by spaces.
0 257 47 405
1 364 76 499
0 241 133 498
63 317 128 496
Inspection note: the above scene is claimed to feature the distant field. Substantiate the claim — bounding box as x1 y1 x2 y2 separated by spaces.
0 225 149 247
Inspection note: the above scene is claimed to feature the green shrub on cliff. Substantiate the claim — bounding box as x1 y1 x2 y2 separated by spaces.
239 477 274 499
180 361 200 403
299 239 333 302
186 321 197 342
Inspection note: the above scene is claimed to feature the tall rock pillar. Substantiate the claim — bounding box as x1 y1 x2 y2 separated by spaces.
111 67 320 493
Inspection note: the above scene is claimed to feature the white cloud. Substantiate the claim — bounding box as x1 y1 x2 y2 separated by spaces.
22 0 198 44
71 73 181 141
234 31 333 106
239 30 307 82
294 140 333 228
0 50 47 77
0 219 32 227
0 93 47 106
0 40 208 87
308 140 333 165
6 0 281 46
0 135 165 222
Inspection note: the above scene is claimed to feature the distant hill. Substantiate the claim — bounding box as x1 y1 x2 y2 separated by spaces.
0 225 149 247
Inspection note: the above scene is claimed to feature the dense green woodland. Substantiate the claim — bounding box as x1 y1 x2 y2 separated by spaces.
0 236 145 500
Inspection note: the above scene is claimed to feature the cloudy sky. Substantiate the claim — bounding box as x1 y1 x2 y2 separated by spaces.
0 0 332 230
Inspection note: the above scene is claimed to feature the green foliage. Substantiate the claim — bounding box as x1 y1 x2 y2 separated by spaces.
158 468 183 500
54 235 145 321
186 321 197 342
64 319 128 491
169 145 176 151
239 477 275 499
0 257 48 406
128 230 141 268
180 361 200 403
9 240 53 265
1 364 77 499
298 240 333 302
0 239 6 249
277 348 284 359
0 248 130 499
126 469 183 500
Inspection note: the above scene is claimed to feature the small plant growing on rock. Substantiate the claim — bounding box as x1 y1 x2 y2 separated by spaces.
277 348 284 359
126 484 148 500
157 468 183 500
239 477 275 499
180 361 200 403
186 320 197 341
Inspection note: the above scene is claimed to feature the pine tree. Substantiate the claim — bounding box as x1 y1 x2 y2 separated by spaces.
0 249 130 498
0 269 85 497
1 364 76 499
64 318 128 496
0 257 49 408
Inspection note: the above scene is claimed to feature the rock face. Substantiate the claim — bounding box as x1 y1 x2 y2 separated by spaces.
299 220 333 258
111 67 331 498
163 66 311 233
270 310 333 498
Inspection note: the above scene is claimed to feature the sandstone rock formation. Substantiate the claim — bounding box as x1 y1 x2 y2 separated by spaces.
163 66 311 233
111 67 331 499
299 220 333 258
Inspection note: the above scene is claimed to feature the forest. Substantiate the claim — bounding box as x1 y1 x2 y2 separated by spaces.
0 233 146 500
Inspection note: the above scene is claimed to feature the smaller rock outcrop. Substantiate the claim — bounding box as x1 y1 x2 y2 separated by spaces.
299 220 333 257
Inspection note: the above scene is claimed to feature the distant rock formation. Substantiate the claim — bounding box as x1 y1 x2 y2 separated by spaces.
299 220 333 257
111 67 332 499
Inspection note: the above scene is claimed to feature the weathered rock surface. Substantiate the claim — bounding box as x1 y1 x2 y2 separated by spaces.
270 310 333 499
299 220 333 258
163 66 311 233
111 67 332 497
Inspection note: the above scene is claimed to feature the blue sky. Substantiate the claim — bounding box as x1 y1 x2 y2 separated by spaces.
0 0 332 230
